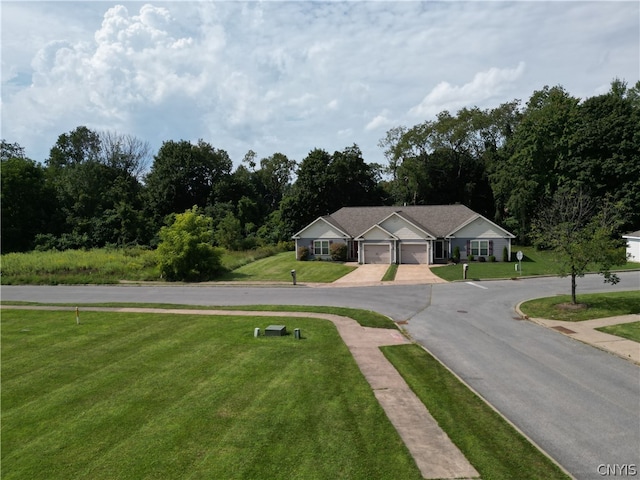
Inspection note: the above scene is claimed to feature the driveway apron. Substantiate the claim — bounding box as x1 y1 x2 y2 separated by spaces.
332 264 388 285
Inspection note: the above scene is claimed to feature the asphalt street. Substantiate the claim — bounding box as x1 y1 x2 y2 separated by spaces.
404 273 640 480
2 271 639 479
0 283 432 320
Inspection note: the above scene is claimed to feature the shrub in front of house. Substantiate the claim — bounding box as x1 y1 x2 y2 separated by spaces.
467 254 475 261
452 246 460 263
488 255 496 262
298 246 310 261
330 242 348 262
478 256 486 262
503 246 509 262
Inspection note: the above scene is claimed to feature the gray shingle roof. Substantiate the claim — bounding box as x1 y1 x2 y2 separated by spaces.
327 205 479 238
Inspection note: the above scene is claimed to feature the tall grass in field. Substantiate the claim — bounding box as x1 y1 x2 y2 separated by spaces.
0 248 159 284
1 244 295 285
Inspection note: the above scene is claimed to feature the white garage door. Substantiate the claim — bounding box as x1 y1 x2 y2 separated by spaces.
363 244 390 264
401 244 429 264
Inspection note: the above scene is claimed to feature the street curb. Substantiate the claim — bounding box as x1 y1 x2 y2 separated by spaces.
515 301 640 365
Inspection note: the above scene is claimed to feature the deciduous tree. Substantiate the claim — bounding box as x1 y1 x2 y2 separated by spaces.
491 86 580 242
44 126 149 248
157 207 222 281
532 188 626 304
280 145 383 233
1 155 57 251
144 139 232 228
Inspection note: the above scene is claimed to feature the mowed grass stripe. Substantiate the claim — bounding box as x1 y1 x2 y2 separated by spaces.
193 342 381 479
1 310 205 380
3 313 313 468
3 314 255 473
2 312 220 411
78 337 296 479
2 310 422 480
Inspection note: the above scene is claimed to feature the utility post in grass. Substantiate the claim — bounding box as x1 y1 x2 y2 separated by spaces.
75 306 80 325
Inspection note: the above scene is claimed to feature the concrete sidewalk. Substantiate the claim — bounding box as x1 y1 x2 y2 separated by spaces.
2 305 478 480
528 314 640 365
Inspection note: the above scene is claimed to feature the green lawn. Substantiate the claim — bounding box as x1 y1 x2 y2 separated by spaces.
432 246 639 282
1 309 421 480
383 344 569 480
519 291 640 321
597 322 640 342
218 251 355 283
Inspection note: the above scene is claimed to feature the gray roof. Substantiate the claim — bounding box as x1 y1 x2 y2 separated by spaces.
623 230 640 238
325 205 481 238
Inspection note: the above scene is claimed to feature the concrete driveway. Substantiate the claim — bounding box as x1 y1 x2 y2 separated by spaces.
332 263 448 285
332 264 388 285
394 265 448 284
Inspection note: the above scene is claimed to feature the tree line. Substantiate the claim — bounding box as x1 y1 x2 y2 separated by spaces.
2 79 638 254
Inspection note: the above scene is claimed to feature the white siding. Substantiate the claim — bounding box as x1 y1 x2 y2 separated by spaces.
454 217 508 239
380 216 427 240
625 237 640 262
301 221 347 239
361 226 394 240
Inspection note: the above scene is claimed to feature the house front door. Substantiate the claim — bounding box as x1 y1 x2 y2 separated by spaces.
348 240 358 261
435 240 447 260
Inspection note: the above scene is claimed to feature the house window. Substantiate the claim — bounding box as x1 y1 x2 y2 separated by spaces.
314 240 330 256
470 240 489 257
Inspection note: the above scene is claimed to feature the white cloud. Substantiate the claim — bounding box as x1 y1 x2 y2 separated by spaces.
409 62 526 118
1 1 637 165
365 110 393 132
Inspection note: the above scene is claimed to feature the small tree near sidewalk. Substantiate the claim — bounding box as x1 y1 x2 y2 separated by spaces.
532 188 627 305
157 206 223 281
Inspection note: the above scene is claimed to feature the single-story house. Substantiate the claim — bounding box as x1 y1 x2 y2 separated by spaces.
292 205 515 264
622 230 640 262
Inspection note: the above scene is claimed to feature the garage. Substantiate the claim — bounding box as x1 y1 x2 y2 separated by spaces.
363 244 391 264
400 243 429 264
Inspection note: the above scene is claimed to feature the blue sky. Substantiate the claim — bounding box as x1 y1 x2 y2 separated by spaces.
2 1 638 167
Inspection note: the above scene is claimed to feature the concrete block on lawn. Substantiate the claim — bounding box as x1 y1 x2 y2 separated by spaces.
265 325 287 336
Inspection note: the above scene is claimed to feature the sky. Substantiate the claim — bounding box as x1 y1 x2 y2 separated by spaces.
1 1 639 168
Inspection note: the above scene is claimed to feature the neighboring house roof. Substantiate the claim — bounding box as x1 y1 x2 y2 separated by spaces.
321 205 513 239
622 230 640 239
